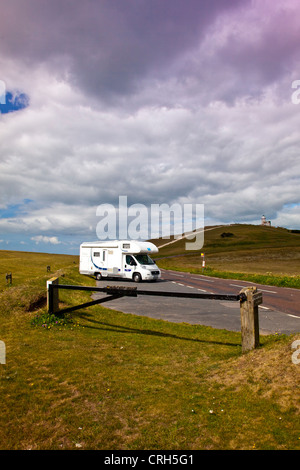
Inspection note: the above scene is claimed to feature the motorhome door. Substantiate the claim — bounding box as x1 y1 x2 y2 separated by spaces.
124 254 136 278
102 249 108 275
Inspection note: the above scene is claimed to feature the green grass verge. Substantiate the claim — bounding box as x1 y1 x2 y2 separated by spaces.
156 259 300 289
0 251 299 450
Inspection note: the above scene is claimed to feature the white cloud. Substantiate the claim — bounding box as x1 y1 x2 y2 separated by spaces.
31 235 61 245
1 86 300 237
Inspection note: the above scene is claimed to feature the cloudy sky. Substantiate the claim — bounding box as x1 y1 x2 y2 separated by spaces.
0 0 300 254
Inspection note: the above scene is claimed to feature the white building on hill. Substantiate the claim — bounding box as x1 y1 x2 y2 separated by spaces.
261 215 271 226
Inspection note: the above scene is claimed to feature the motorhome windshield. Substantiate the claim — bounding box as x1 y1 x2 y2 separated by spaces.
135 254 155 265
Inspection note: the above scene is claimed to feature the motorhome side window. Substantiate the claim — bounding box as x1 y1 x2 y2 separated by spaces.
93 252 100 257
126 255 136 265
123 243 130 249
103 251 105 261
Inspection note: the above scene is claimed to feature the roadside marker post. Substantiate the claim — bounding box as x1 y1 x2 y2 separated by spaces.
201 253 205 272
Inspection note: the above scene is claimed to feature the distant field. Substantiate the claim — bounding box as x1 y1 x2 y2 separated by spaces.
152 225 300 285
0 250 78 291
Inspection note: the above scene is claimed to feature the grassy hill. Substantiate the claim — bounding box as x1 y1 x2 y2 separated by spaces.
151 224 300 288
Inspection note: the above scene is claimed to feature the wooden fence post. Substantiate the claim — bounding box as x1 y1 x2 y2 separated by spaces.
240 287 262 353
47 277 59 314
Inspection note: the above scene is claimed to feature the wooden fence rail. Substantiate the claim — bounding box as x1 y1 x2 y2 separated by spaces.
47 278 262 353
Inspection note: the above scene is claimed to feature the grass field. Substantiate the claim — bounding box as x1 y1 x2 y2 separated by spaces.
0 249 299 450
153 224 300 288
0 250 79 291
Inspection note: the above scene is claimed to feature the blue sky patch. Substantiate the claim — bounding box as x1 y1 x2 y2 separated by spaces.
0 91 29 114
0 199 34 218
283 203 300 210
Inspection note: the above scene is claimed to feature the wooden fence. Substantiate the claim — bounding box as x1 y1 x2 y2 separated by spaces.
47 278 262 353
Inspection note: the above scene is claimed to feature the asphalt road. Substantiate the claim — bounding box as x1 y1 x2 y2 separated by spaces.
93 270 300 335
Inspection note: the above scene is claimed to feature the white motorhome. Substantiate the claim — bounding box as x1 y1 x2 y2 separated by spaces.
79 240 161 282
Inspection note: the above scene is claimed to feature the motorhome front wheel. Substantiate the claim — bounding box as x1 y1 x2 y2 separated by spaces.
133 273 141 283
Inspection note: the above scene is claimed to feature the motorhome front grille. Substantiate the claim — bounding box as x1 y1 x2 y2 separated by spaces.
151 271 160 275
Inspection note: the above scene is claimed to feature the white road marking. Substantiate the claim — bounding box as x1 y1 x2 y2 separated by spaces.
258 289 277 294
192 277 214 282
230 283 277 294
287 314 300 319
172 280 207 292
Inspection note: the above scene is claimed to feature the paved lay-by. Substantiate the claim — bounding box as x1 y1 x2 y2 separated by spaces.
93 269 300 335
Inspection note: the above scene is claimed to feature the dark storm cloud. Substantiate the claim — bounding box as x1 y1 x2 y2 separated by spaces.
0 0 247 102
